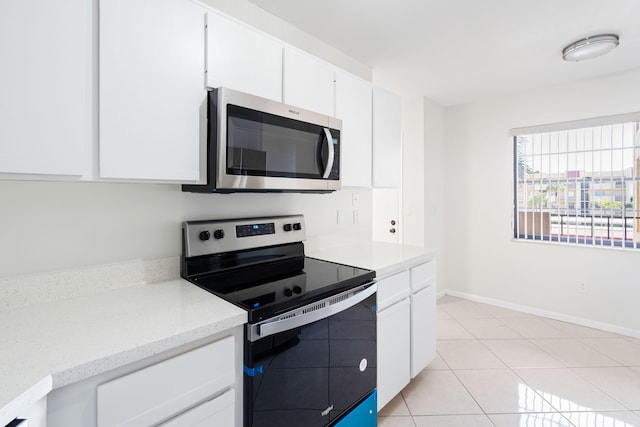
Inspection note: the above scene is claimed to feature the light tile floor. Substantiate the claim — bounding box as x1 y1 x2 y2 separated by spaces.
379 296 640 427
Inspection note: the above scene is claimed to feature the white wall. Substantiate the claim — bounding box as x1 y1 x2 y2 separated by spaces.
0 180 371 278
444 68 640 334
401 97 425 247
423 98 446 293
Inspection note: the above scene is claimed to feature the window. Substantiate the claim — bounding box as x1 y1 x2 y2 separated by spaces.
513 117 640 249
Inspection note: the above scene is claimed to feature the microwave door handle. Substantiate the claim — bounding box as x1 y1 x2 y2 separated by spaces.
322 128 335 179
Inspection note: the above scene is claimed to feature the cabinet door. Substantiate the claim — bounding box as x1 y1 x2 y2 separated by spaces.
0 0 91 177
372 87 402 188
377 298 410 411
410 283 436 378
207 11 282 101
283 48 335 116
99 0 206 181
161 389 234 427
335 71 372 187
97 336 234 427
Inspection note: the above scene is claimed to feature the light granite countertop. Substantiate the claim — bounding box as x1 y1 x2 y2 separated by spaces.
0 242 435 425
308 241 437 279
0 278 246 426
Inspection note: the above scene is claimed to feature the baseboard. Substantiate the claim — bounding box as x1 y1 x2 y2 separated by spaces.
441 290 640 339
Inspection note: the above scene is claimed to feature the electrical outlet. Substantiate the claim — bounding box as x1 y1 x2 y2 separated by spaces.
578 282 590 294
353 209 359 224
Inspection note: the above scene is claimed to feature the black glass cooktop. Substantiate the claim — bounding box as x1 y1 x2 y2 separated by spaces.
188 256 375 323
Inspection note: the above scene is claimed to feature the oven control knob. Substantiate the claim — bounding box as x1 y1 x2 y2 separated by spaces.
293 223 302 231
283 224 292 232
293 285 302 294
213 229 225 240
283 288 293 297
199 231 210 241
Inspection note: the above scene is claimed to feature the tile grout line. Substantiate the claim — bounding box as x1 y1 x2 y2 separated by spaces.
405 297 640 426
442 298 576 424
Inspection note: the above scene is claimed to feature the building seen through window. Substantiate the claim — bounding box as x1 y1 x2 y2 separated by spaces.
514 121 640 249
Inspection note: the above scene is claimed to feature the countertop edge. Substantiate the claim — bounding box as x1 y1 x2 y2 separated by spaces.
50 310 248 389
308 241 438 280
374 251 437 279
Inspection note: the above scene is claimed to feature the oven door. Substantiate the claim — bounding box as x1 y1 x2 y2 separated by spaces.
244 282 376 427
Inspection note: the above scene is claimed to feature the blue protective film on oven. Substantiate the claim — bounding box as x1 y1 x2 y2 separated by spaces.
333 390 377 427
244 364 264 377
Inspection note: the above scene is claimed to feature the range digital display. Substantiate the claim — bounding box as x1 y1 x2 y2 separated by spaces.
236 222 275 238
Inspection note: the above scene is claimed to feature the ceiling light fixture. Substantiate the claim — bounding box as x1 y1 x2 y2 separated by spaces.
562 34 619 62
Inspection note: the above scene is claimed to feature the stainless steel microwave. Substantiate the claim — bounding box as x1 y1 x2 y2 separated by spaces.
183 88 342 193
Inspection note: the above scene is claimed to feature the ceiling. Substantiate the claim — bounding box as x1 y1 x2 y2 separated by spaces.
248 0 640 106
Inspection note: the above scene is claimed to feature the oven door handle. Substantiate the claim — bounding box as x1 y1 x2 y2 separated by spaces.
248 281 376 341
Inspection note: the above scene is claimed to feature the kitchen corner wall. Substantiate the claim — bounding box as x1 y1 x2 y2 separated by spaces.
423 98 446 293
0 180 372 278
444 67 640 334
401 97 425 247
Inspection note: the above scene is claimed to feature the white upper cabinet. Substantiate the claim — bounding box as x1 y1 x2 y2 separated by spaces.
283 48 335 117
0 0 91 177
99 0 206 182
206 11 283 101
372 86 402 188
335 71 372 188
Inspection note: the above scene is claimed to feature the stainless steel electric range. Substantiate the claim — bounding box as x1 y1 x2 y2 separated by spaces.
181 215 378 427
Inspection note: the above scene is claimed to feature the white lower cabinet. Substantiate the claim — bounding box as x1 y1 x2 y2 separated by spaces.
47 327 242 427
376 258 437 411
377 297 410 410
160 389 235 427
410 283 436 378
97 336 234 427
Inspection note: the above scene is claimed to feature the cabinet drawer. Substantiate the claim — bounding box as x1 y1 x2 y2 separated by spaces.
377 270 410 310
97 336 235 427
410 260 436 292
161 389 235 427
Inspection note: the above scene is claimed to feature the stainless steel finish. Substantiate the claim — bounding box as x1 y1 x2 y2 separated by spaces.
183 214 306 258
215 88 342 192
247 281 377 341
321 127 335 179
327 116 342 192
